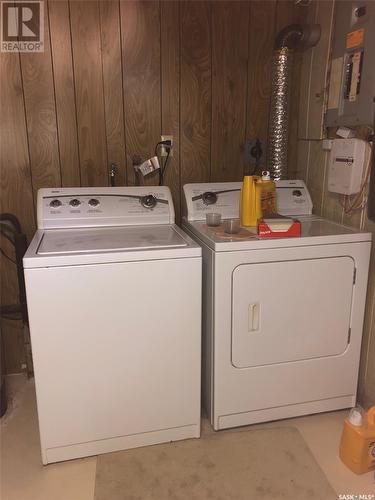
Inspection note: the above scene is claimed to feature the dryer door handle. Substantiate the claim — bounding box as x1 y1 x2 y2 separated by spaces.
248 303 260 332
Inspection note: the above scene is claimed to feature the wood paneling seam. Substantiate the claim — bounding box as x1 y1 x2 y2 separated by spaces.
46 0 63 186
209 1 213 181
305 140 311 186
321 1 336 141
98 0 110 186
320 144 328 215
117 0 128 185
178 0 182 218
67 0 82 186
243 2 252 146
305 1 318 139
266 2 278 165
178 0 182 217
159 0 163 142
18 53 37 218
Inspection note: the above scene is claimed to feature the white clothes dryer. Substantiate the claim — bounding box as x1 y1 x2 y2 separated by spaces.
182 180 371 430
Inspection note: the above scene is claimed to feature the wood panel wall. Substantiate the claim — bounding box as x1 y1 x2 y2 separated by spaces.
0 0 306 373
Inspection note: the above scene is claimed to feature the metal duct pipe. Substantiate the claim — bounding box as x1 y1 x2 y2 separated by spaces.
267 24 321 180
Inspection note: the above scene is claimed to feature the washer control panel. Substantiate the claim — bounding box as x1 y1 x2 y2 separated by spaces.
38 187 175 229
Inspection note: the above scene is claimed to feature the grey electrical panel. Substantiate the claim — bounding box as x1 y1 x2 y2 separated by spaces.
326 1 375 127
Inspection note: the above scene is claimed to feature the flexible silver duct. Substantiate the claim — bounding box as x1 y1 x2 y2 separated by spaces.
268 47 293 181
267 24 321 180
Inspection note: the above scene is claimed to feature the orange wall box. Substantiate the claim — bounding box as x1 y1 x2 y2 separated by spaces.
340 406 375 474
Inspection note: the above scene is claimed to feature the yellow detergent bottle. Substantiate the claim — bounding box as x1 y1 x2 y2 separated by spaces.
339 406 375 474
240 174 262 227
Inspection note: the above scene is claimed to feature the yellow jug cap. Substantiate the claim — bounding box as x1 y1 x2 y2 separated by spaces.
262 171 271 181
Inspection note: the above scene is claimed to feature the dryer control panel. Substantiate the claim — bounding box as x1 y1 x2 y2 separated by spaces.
183 182 242 221
183 180 313 220
37 186 175 229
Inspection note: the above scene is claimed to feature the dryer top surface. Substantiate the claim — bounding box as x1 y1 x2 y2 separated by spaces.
183 216 371 252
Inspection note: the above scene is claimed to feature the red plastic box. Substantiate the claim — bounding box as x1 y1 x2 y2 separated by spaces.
257 218 301 238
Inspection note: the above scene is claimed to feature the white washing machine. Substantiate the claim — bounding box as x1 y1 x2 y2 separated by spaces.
23 186 201 464
182 180 371 430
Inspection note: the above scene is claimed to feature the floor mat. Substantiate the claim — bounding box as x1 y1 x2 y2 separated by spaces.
94 426 336 500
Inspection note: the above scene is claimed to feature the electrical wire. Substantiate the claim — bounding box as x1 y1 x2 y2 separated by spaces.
1 230 15 245
155 141 172 186
340 142 372 213
154 142 162 158
159 149 171 186
0 246 16 264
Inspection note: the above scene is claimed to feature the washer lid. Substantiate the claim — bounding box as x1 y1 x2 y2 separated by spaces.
37 225 188 255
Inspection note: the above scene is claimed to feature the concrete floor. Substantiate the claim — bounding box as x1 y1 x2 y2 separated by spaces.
1 374 374 500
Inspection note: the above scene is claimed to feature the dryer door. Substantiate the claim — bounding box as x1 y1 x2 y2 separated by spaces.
231 257 354 368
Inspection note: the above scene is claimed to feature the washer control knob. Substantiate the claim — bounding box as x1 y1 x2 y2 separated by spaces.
69 198 81 207
88 198 100 207
50 199 62 208
141 195 157 209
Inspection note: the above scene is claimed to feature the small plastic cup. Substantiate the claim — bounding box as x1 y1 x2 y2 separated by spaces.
206 213 221 227
223 218 240 234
